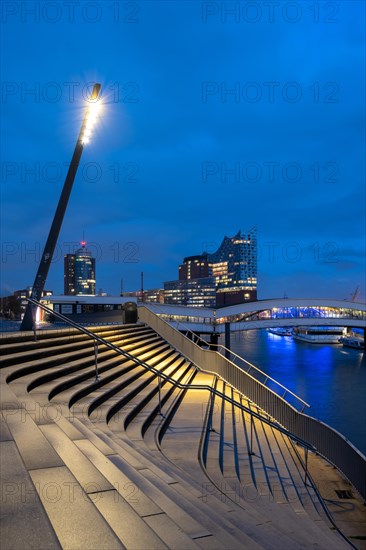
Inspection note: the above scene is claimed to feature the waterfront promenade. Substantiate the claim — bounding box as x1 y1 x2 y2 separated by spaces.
1 317 365 549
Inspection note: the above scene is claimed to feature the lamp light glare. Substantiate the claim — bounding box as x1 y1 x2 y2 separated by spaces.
81 100 102 145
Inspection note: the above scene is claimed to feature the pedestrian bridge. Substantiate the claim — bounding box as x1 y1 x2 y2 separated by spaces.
140 298 366 334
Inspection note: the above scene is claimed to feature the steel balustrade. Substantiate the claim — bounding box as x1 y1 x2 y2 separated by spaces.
169 318 310 413
16 299 366 502
2 298 357 549
23 298 314 454
138 305 366 502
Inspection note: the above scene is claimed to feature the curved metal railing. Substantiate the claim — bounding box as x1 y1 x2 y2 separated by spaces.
174 319 310 413
138 305 366 503
24 298 314 453
10 299 357 548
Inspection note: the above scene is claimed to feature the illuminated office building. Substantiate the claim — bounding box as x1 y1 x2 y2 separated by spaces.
64 241 96 295
123 288 165 304
164 229 257 307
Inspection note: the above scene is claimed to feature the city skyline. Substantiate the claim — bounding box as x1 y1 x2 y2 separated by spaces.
1 224 365 302
1 1 365 302
3 226 363 304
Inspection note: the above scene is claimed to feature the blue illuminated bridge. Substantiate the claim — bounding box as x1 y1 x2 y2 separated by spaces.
141 298 366 335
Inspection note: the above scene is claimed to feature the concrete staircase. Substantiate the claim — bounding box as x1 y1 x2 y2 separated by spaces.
0 324 353 549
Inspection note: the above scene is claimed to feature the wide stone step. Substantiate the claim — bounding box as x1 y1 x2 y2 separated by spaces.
73 427 255 549
0 325 151 355
2 401 125 549
29 466 124 549
0 435 61 549
0 324 151 359
0 321 357 549
58 407 325 549
92 490 168 549
124 360 195 441
207 383 348 548
3 328 161 382
94 370 178 430
94 420 303 549
166 377 315 550
0 324 130 347
74 438 201 549
7 336 165 405
71 346 176 420
7 335 161 400
118 353 191 439
0 332 156 368
32 336 166 401
248 402 324 517
141 360 195 449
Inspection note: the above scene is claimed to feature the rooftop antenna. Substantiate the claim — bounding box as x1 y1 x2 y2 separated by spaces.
141 271 144 303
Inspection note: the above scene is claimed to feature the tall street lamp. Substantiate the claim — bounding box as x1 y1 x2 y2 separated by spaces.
20 83 102 331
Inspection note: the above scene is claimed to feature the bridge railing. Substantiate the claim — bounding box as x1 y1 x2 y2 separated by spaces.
138 305 366 502
170 319 310 413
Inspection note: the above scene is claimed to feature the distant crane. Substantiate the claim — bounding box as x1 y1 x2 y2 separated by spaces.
351 285 360 302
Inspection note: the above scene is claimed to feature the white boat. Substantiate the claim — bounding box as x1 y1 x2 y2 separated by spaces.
339 336 364 350
293 326 345 344
267 327 292 337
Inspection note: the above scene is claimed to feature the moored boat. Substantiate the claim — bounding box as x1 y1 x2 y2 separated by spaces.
339 336 364 350
267 327 292 337
293 326 345 344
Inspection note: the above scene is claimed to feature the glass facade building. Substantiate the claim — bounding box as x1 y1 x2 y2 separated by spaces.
164 277 217 307
64 242 96 295
164 228 257 307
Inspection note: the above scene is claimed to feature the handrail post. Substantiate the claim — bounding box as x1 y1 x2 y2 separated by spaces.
207 396 212 432
94 341 100 382
208 390 214 432
249 414 255 456
304 447 309 486
158 374 164 416
32 305 37 342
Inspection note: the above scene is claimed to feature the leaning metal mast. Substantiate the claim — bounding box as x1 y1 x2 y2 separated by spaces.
20 83 102 331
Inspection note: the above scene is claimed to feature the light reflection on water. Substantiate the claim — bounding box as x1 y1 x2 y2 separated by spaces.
221 330 366 455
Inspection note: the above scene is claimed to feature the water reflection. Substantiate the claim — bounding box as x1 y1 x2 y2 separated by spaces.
222 329 366 454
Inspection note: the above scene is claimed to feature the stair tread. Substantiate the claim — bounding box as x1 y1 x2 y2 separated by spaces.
29 465 123 549
39 423 115 493
5 409 64 470
93 490 168 549
1 440 61 550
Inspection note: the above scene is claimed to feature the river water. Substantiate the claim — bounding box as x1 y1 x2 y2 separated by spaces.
219 330 366 455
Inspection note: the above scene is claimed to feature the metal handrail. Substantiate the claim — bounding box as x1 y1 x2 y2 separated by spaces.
26 298 315 453
174 319 310 412
139 305 366 502
22 299 366 545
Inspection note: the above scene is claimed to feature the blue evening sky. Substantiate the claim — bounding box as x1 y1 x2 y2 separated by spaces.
1 1 365 300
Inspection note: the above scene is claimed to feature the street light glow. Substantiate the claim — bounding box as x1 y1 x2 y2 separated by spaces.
81 99 102 145
20 82 102 331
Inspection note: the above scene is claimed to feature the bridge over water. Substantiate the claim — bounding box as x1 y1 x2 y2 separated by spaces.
141 298 366 346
